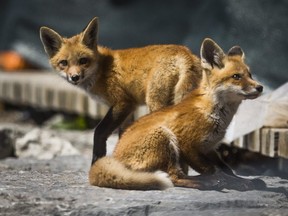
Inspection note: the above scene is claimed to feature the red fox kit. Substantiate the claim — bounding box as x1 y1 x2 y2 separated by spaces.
40 17 202 165
89 38 264 191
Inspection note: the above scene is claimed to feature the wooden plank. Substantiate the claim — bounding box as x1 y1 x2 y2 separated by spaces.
247 129 261 152
261 128 277 157
260 128 288 158
233 136 245 149
278 128 288 159
0 71 148 120
231 128 288 160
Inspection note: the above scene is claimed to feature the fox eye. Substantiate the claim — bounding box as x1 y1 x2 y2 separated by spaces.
59 60 68 67
232 74 241 80
79 57 89 65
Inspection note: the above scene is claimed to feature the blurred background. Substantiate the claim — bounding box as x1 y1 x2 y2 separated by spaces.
0 0 287 176
0 0 287 88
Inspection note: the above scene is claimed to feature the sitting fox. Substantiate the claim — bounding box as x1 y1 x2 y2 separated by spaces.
89 38 264 191
39 17 202 165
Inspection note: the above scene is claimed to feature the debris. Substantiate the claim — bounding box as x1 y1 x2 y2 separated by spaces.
15 128 80 159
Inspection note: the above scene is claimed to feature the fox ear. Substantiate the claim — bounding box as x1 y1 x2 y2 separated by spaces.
40 27 63 58
200 38 225 70
228 46 245 60
82 17 98 50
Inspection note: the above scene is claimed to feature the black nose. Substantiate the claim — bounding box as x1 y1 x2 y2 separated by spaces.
256 85 263 93
71 75 80 82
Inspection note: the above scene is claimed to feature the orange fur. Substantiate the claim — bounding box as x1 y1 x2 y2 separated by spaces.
89 38 263 190
40 17 202 164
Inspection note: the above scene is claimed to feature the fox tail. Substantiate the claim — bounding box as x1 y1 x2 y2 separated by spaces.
89 156 173 190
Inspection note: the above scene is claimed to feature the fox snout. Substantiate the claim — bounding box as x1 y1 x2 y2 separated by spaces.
255 85 263 93
67 73 83 85
243 81 263 99
66 66 84 84
253 83 264 96
69 74 81 83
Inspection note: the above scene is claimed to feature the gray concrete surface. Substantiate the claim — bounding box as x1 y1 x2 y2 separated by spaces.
0 124 287 215
1 155 288 216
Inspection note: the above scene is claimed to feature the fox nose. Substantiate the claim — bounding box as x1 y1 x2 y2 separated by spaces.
71 74 80 82
256 85 263 93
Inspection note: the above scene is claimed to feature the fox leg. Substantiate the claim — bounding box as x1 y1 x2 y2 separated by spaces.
170 151 227 190
92 102 135 165
206 149 237 176
171 171 227 190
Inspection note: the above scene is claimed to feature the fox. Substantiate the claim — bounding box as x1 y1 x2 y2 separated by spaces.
89 38 265 191
39 17 202 165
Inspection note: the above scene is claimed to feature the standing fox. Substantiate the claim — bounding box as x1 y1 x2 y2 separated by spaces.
89 38 264 191
40 17 202 165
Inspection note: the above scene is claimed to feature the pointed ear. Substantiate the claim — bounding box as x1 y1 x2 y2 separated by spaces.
40 27 63 58
82 17 98 50
200 38 225 70
228 46 245 60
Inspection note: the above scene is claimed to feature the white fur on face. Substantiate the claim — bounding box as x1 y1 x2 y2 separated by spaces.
214 85 244 104
59 71 67 79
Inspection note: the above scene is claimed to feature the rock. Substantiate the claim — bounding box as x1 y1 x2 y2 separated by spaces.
0 127 25 159
15 128 80 159
0 124 287 215
0 129 15 159
0 155 287 215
